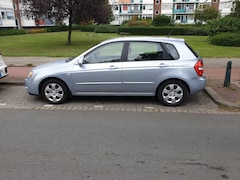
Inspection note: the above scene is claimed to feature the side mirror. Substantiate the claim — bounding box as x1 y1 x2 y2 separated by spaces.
77 56 84 66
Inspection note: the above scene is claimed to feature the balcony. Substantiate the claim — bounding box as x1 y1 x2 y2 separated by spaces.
173 9 186 13
129 10 142 13
173 8 195 14
173 0 199 2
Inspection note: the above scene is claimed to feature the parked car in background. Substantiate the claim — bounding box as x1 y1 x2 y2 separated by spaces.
25 36 206 106
0 52 8 79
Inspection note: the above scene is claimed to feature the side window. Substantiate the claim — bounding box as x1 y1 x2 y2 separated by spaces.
127 42 164 61
84 42 124 64
164 43 179 60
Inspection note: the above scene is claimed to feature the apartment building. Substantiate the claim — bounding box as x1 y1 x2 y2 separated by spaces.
110 0 236 25
13 0 36 28
0 0 54 29
0 0 16 28
1 0 236 28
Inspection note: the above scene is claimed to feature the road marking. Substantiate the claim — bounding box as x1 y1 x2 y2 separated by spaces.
93 105 104 108
144 106 155 110
44 104 54 107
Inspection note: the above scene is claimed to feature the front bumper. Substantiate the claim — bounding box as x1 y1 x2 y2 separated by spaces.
0 66 8 79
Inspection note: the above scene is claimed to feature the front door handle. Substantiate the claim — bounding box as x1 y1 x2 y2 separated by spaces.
159 63 168 68
109 65 118 70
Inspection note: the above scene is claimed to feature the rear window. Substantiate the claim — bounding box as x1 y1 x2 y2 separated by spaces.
127 41 181 61
164 43 179 60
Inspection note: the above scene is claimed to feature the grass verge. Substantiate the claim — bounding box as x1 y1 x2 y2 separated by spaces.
0 31 239 58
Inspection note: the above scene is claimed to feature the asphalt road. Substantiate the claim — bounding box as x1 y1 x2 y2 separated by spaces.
0 109 240 180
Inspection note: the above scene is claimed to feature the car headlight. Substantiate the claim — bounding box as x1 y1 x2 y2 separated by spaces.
28 71 34 78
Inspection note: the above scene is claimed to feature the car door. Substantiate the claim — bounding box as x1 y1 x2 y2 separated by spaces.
121 41 174 95
71 42 124 95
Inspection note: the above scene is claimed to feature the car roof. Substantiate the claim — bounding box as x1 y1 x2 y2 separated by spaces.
102 36 185 44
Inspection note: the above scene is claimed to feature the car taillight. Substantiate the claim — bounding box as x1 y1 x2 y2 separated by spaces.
194 59 204 76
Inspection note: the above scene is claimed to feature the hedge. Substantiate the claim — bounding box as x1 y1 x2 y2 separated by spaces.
209 32 240 47
94 25 118 33
0 29 26 36
117 27 208 36
80 25 96 32
46 24 80 32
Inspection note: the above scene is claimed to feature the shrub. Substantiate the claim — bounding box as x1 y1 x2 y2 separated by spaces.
125 16 150 27
27 28 47 34
0 29 26 36
152 15 171 26
94 25 118 33
127 20 149 27
121 20 130 26
209 32 240 47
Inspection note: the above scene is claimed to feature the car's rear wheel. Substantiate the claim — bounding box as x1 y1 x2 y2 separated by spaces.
41 79 69 104
157 80 188 106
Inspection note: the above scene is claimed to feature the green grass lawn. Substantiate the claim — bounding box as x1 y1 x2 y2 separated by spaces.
0 31 239 58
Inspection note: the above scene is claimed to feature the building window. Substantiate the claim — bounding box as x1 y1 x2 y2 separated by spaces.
13 3 17 10
123 5 128 11
156 0 160 4
7 11 14 19
213 0 218 3
1 11 6 19
176 4 182 9
155 10 159 15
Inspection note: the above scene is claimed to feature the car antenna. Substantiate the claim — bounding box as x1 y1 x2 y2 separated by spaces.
167 29 173 37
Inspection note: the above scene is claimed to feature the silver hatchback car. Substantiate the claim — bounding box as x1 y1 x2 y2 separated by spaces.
0 53 8 79
25 36 206 106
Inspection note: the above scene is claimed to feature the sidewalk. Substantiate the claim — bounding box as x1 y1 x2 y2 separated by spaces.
0 57 240 109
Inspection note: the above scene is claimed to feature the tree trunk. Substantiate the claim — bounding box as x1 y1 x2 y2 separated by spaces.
67 11 73 45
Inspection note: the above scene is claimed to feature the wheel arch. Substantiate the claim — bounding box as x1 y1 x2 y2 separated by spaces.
39 77 72 97
155 78 190 96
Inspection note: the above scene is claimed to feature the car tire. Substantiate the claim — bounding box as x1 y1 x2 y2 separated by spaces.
157 80 189 106
41 79 69 104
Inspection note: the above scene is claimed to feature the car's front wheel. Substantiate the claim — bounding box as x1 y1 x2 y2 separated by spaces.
157 80 189 106
41 79 69 104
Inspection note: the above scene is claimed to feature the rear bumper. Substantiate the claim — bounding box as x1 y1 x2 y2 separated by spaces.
189 76 206 94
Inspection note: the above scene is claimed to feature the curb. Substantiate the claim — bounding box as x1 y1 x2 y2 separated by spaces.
204 87 240 109
0 81 24 86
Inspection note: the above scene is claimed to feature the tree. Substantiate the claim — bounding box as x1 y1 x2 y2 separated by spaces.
22 0 112 44
230 1 240 18
74 0 112 24
206 16 240 36
194 6 220 23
